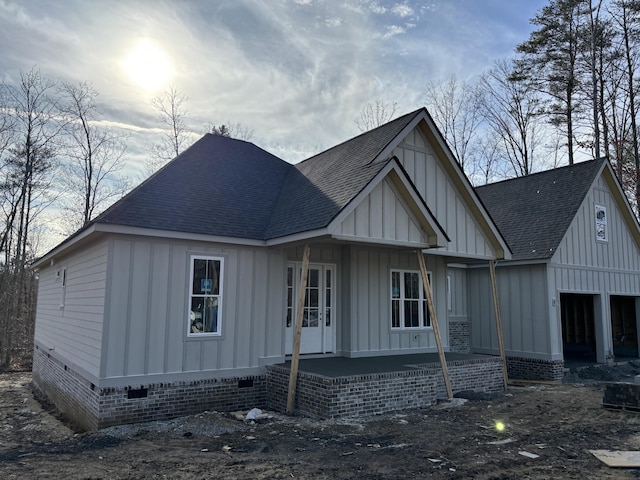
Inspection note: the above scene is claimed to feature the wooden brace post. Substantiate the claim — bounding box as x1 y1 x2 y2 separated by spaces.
417 250 453 399
286 244 311 414
489 259 509 389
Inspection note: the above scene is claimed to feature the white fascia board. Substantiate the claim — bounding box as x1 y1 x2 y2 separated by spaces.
33 223 269 268
601 161 640 247
425 248 499 261
465 258 550 269
32 224 99 269
331 234 429 249
92 224 266 246
371 110 428 165
418 114 512 260
265 228 331 246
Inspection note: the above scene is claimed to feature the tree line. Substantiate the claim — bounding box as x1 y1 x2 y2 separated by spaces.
422 0 640 213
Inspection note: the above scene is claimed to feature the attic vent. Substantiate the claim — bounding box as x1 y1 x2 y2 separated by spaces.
238 379 254 389
127 387 148 399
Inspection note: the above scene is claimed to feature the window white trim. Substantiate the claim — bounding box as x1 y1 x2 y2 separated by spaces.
187 255 224 337
390 268 433 330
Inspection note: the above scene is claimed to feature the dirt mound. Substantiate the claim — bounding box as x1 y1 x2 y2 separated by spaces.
564 360 640 384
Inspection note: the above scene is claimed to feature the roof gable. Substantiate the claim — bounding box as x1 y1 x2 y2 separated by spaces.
327 159 449 248
265 110 424 239
476 159 606 260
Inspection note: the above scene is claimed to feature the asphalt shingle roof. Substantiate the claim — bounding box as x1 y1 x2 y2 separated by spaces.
95 134 291 239
266 110 423 237
475 159 605 260
95 109 425 241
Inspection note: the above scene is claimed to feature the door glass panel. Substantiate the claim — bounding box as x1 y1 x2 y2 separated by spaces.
325 269 332 326
309 269 319 287
301 268 321 328
286 266 293 327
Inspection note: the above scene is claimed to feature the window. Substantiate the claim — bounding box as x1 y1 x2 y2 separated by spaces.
59 267 67 308
391 269 431 330
188 255 223 336
595 204 608 242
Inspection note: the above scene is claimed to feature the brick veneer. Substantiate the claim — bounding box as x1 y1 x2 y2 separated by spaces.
603 382 640 410
32 345 267 431
506 356 565 382
33 345 505 429
266 356 504 418
449 319 471 353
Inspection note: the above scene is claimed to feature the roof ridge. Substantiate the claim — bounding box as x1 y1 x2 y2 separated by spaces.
297 108 424 166
478 157 605 189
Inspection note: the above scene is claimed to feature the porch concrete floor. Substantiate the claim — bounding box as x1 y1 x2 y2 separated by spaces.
280 353 496 377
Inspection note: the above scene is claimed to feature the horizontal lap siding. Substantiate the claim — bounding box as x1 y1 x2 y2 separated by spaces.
394 128 494 258
104 237 285 379
35 240 108 377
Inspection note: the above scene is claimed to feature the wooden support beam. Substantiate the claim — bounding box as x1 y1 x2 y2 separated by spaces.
489 259 509 389
417 250 452 399
286 244 311 415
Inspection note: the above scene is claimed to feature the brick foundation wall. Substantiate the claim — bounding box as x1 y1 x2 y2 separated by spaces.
32 345 267 430
267 367 441 418
449 319 470 353
267 356 504 418
32 345 101 431
429 357 505 394
506 356 565 382
603 382 640 409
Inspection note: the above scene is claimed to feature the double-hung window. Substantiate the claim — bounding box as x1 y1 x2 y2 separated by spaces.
391 269 432 330
188 255 223 336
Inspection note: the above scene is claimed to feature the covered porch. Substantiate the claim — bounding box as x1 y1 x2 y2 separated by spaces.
265 353 504 418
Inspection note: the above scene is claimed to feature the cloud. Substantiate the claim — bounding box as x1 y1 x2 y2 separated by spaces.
391 3 414 18
0 0 547 167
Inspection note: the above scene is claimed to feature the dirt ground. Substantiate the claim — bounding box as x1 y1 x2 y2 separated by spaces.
3 364 640 479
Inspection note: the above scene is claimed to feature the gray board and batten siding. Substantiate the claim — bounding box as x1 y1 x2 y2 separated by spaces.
32 109 512 429
472 159 640 377
35 236 288 388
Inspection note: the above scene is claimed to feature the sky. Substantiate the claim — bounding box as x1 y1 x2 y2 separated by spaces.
0 0 550 173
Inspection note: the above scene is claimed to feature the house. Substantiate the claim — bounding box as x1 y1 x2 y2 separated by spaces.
473 159 640 380
32 108 512 430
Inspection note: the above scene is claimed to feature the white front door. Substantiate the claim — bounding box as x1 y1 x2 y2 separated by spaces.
285 263 335 354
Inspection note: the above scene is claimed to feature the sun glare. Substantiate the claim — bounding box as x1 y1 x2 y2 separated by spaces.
122 39 174 93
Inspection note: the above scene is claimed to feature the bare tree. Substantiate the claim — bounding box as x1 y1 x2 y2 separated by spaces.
145 86 191 176
2 68 63 268
478 59 545 177
58 81 130 232
424 75 483 174
206 121 254 141
354 99 398 132
0 68 61 369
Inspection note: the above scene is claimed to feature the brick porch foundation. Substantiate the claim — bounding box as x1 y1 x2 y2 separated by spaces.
266 356 504 418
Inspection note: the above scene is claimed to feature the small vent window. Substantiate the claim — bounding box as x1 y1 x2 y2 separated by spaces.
595 204 608 242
